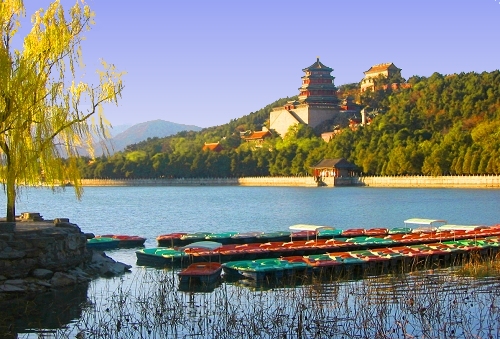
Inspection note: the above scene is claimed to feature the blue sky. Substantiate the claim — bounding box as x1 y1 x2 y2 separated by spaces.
20 1 500 128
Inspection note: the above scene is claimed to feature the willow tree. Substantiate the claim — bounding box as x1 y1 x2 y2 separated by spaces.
0 0 124 221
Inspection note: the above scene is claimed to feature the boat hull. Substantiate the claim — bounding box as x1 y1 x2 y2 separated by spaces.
178 262 222 285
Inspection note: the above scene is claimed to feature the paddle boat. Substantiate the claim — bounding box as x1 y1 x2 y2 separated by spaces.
317 228 343 238
289 224 335 242
364 228 389 236
405 218 447 233
97 234 146 248
230 231 264 244
205 232 238 244
86 237 120 250
388 227 412 235
256 231 291 243
178 261 222 285
177 242 223 285
156 232 188 247
136 247 188 266
281 254 343 275
179 232 212 245
222 258 308 282
341 228 366 237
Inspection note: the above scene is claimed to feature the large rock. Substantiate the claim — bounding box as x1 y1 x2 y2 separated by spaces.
32 269 54 280
90 251 132 277
50 272 77 288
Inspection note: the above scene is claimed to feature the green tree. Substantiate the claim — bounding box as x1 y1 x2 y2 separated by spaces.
0 1 123 221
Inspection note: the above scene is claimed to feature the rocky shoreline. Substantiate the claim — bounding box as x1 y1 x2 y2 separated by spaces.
0 213 131 303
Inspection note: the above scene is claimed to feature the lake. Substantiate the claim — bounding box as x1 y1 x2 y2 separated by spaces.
2 186 500 338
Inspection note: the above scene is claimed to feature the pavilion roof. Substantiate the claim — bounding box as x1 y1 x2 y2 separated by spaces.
302 57 333 72
244 131 272 140
364 62 400 74
311 158 357 169
202 142 222 152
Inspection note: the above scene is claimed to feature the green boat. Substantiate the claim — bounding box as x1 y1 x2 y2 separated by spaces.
86 237 120 250
256 231 291 243
136 247 188 266
222 258 308 281
205 232 238 244
388 227 412 235
317 228 343 238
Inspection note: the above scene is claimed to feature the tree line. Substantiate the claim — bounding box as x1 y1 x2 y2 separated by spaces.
79 70 500 178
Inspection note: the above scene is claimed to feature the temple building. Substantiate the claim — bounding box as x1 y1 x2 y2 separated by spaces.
270 58 340 137
360 62 401 92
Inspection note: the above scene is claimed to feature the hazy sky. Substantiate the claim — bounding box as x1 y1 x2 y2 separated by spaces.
20 0 500 128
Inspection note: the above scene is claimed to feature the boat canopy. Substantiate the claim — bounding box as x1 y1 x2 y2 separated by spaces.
289 224 335 232
438 224 487 231
404 218 447 226
181 241 223 251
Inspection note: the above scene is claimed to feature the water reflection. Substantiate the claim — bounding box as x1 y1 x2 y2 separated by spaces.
0 283 89 338
3 267 500 338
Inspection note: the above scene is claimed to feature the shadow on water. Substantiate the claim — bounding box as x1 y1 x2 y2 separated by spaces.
0 283 89 338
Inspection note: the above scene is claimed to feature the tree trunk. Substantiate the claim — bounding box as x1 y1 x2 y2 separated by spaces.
6 162 16 222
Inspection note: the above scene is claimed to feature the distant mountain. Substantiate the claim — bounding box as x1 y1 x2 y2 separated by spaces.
109 124 132 137
92 120 202 155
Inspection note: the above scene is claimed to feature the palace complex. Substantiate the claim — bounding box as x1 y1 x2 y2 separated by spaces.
268 59 404 138
360 62 401 92
270 58 340 137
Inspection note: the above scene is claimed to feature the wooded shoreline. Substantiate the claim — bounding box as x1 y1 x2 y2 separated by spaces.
78 175 500 188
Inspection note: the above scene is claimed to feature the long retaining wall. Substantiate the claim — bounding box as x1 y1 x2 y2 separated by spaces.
80 177 318 187
79 175 500 188
357 175 500 188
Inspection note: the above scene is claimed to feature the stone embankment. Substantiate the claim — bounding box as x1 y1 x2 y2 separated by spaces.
357 175 500 188
79 175 500 188
0 213 131 302
80 177 317 187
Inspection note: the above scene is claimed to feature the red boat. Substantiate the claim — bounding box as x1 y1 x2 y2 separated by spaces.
365 228 389 236
156 233 188 247
98 234 146 248
341 229 366 237
178 262 222 285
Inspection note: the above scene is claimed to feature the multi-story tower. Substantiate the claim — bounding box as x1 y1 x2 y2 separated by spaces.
270 58 340 137
298 58 339 105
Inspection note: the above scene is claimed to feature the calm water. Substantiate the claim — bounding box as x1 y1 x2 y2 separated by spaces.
3 186 500 337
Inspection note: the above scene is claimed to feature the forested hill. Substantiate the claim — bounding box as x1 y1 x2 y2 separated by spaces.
79 71 500 179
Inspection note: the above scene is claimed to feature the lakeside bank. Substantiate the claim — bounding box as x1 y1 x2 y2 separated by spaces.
0 213 131 303
78 175 500 188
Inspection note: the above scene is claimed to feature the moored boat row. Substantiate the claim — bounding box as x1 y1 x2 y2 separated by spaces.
136 224 500 267
156 219 499 247
221 237 500 283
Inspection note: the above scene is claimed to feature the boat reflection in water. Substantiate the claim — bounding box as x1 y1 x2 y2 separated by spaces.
0 283 89 337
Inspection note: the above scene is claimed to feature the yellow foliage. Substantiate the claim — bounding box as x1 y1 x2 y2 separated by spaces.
0 0 124 220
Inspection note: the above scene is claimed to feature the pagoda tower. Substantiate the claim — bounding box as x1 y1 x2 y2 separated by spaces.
298 58 339 106
270 58 340 137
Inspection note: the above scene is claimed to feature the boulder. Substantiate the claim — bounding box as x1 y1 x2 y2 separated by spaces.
50 272 77 288
32 269 54 280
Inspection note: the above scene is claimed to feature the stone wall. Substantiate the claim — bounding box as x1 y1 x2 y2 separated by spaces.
356 175 500 188
238 176 317 187
79 176 500 188
269 107 302 137
81 178 239 186
81 177 318 187
0 220 89 279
